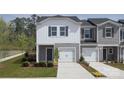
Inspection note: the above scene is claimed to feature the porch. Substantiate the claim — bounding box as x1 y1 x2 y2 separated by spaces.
98 46 118 62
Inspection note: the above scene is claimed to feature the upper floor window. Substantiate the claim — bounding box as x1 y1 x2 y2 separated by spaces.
105 27 112 38
60 26 68 36
48 26 57 36
120 29 124 41
84 28 91 39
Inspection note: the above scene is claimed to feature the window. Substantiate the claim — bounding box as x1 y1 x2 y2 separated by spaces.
84 28 91 39
105 27 112 38
120 29 124 41
60 26 68 36
108 48 113 54
48 26 57 36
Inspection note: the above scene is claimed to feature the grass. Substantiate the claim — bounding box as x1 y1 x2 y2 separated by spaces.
80 63 105 77
0 55 57 78
106 63 124 70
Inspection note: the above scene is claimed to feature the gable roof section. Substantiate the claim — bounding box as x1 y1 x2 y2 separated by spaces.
118 20 124 27
88 18 110 25
81 20 95 27
37 15 81 23
118 19 124 23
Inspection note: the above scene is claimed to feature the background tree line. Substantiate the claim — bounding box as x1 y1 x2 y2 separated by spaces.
0 14 41 50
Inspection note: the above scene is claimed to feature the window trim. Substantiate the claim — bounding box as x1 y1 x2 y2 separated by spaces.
84 28 91 39
108 48 113 54
60 26 66 36
105 27 112 38
48 26 57 37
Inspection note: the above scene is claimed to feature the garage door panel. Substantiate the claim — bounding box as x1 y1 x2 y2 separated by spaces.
58 48 75 62
82 48 97 62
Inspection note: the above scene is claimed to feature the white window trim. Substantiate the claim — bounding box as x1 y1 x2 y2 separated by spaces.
60 26 67 37
108 48 113 54
84 28 91 40
105 27 112 38
51 26 57 37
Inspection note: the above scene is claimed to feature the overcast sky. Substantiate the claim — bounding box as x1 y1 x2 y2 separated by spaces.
0 14 124 22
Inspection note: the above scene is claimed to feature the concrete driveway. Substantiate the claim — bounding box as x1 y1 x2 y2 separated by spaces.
57 62 95 79
90 62 124 79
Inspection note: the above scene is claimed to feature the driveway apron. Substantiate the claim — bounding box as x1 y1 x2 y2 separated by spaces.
57 62 95 79
90 62 124 79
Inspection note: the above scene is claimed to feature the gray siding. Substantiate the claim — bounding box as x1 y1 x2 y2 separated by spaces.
81 27 97 43
98 23 119 44
99 46 117 61
55 43 79 62
39 45 54 61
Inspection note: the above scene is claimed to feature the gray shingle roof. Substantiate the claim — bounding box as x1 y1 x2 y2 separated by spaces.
81 20 95 26
118 20 124 27
37 15 81 23
88 18 110 25
118 19 124 23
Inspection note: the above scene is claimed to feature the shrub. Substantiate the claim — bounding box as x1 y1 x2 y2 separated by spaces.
34 63 39 67
54 48 59 62
25 52 29 58
39 62 47 67
22 57 28 61
22 61 30 67
27 54 36 61
47 62 54 67
79 56 85 62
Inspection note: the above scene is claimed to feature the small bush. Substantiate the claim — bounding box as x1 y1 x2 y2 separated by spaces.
39 62 47 67
22 57 28 61
28 54 36 61
34 63 39 67
47 62 54 67
25 52 29 58
80 56 84 62
22 61 30 67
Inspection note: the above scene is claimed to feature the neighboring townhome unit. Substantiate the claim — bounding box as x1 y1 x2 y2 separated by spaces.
36 15 124 63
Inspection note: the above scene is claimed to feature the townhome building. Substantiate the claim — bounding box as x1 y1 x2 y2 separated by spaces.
36 15 124 63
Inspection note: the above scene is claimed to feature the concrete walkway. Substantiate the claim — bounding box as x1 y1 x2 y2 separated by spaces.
90 62 124 79
0 52 25 62
57 62 95 79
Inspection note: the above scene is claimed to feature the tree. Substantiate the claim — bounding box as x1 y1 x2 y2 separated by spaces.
17 32 29 50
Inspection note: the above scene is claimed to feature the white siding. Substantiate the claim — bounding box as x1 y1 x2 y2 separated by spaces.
36 18 80 45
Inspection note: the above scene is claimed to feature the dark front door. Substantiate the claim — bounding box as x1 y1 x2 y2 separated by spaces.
47 48 53 61
103 48 107 61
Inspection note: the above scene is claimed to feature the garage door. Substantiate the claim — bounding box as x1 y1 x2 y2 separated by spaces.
82 48 97 62
58 48 75 62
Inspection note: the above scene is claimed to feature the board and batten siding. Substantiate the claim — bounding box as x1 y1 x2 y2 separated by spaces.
97 22 120 44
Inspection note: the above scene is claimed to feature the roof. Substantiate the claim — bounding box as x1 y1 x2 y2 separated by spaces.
88 18 110 25
118 20 124 27
81 20 95 26
37 15 81 23
118 19 124 23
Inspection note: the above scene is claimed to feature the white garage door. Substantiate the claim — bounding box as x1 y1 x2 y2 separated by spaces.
82 48 97 62
58 48 75 62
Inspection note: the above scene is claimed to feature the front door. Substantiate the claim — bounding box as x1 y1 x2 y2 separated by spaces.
103 48 107 61
47 48 53 61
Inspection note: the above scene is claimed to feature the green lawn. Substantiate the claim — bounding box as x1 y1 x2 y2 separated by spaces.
106 63 124 70
0 56 57 78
